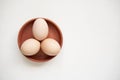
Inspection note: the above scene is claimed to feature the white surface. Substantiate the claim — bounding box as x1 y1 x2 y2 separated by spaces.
0 0 120 80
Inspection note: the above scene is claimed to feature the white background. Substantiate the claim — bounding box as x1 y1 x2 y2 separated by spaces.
0 0 120 80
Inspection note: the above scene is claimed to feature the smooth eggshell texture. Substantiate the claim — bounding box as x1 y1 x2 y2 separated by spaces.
32 18 48 41
21 38 40 56
41 38 61 56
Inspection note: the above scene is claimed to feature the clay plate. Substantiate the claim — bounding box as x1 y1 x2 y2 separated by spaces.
18 18 63 62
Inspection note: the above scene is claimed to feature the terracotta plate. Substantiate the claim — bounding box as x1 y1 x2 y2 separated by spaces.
18 18 63 62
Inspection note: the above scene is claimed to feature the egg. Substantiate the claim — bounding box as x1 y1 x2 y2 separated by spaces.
41 38 61 56
32 18 49 41
21 38 40 56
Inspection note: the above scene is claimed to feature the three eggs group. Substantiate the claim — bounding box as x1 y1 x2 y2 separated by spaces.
20 18 61 57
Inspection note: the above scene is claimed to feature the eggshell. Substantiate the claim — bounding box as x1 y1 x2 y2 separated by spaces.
21 38 40 56
41 38 61 56
32 18 48 41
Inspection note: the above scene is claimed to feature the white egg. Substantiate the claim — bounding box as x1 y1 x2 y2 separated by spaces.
41 38 61 56
21 38 40 56
32 18 49 41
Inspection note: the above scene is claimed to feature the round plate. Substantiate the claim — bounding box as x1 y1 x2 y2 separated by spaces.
18 18 63 62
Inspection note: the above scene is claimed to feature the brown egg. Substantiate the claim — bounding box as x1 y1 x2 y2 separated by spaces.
21 38 40 56
41 38 61 56
32 18 49 41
